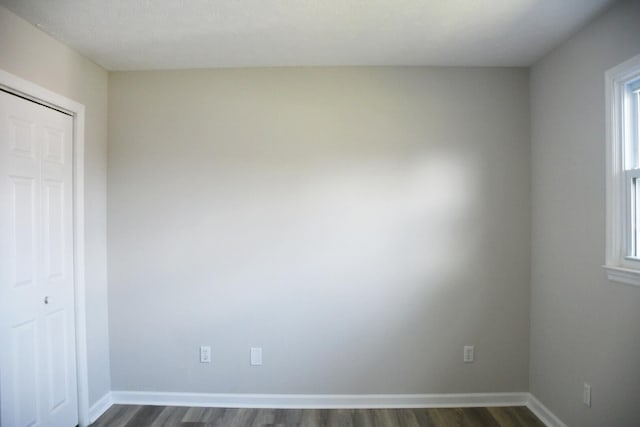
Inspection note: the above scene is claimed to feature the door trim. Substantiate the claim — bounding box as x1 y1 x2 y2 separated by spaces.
0 69 90 427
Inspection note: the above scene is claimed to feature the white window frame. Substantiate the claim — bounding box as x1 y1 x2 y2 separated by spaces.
604 53 640 287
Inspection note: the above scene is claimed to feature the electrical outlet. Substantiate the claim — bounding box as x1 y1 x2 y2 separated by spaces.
583 383 591 407
250 347 262 366
200 346 211 363
464 345 474 363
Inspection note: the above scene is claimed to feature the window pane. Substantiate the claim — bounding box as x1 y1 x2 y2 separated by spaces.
635 178 640 257
636 90 640 154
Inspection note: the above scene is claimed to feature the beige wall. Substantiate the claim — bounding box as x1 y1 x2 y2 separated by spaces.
0 6 111 405
108 67 531 394
530 0 640 425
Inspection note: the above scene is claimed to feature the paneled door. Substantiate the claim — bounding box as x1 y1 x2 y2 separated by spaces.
0 90 78 427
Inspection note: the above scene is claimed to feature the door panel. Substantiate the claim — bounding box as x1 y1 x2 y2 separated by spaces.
10 176 36 288
0 91 77 427
45 309 68 412
11 319 39 427
7 116 35 158
42 128 64 165
43 181 65 280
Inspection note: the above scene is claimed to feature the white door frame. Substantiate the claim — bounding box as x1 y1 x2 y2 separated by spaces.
0 69 90 427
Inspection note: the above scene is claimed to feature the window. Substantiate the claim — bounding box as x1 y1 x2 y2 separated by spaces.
604 54 640 286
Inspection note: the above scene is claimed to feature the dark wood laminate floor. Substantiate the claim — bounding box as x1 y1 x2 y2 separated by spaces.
91 405 546 427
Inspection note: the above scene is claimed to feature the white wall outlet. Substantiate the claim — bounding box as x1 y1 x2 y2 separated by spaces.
583 382 591 407
250 347 262 366
463 345 474 363
200 346 211 363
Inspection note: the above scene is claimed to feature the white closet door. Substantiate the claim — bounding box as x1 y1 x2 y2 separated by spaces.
0 90 77 427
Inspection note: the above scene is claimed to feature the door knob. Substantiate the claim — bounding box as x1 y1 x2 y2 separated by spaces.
44 296 49 304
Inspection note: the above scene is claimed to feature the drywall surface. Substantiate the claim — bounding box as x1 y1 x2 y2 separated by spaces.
530 0 640 425
108 67 530 394
0 6 111 405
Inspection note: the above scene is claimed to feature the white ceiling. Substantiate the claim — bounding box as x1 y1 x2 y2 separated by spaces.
1 0 614 70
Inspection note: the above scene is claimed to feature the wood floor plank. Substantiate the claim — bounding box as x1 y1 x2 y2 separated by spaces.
368 409 399 427
395 408 420 427
351 408 374 427
461 407 500 427
123 405 166 427
300 408 330 427
149 405 190 427
269 408 291 426
223 408 258 427
92 404 143 427
200 407 227 424
408 408 437 427
487 407 517 427
183 406 209 422
509 406 547 427
280 408 305 426
431 407 464 426
205 407 230 426
91 404 546 427
326 408 353 427
251 408 277 427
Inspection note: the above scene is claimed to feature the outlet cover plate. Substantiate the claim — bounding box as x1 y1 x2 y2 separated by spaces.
583 383 591 407
464 345 474 363
251 347 263 365
200 346 211 363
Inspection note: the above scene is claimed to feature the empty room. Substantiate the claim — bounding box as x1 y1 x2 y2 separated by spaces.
0 0 639 426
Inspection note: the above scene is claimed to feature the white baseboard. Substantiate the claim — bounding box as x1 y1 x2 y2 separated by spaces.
88 392 113 424
94 391 568 427
110 391 529 409
526 394 567 427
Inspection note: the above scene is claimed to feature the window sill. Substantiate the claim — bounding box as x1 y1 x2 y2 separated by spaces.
603 265 640 287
